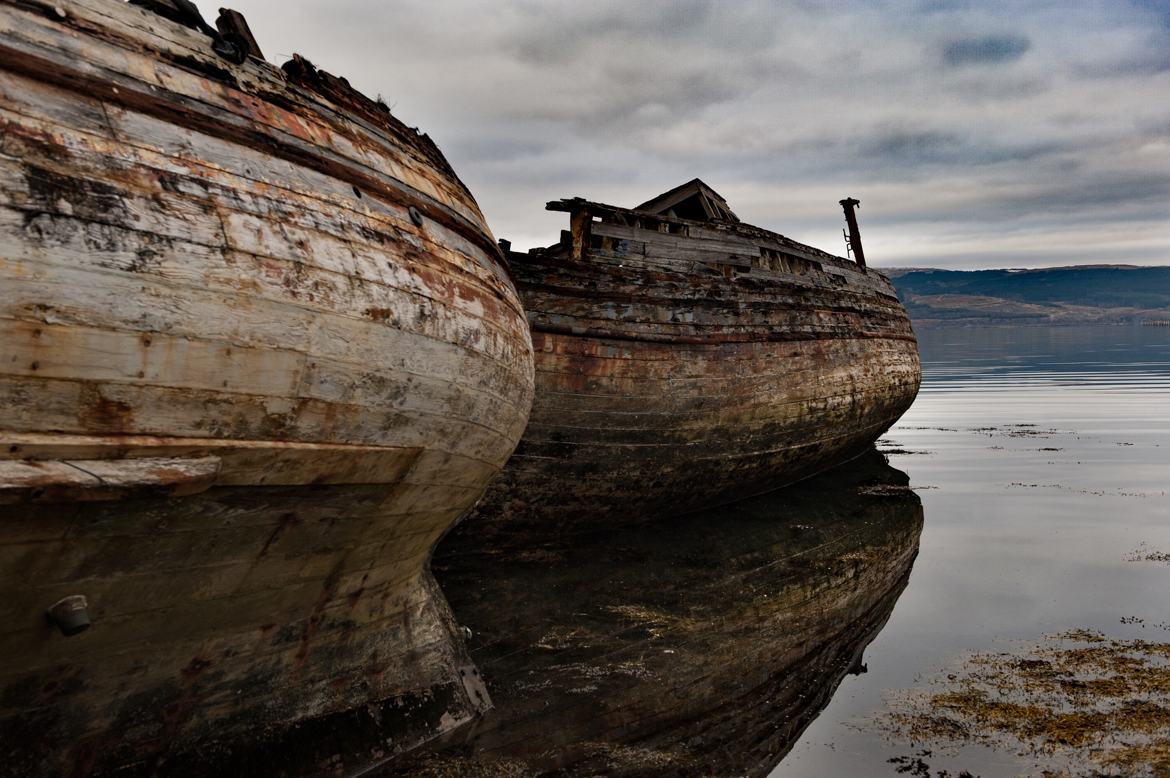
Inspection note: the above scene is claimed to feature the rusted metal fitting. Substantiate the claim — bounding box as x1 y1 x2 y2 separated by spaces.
457 664 492 713
47 595 91 636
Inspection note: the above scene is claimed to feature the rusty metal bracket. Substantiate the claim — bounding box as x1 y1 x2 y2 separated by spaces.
457 664 492 714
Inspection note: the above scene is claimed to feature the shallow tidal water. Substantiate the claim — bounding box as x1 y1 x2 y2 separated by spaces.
400 324 1170 777
778 324 1170 777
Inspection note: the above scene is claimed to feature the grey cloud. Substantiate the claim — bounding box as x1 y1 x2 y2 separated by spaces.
449 136 554 164
1002 172 1170 213
1074 49 1170 78
877 170 1170 227
942 34 1031 66
490 0 782 129
591 64 744 124
506 0 725 65
472 64 747 136
947 75 1050 100
862 130 1063 168
915 0 977 12
1130 0 1170 28
864 130 962 160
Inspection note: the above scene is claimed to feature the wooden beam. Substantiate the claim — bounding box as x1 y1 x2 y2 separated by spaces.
0 456 220 503
0 433 423 486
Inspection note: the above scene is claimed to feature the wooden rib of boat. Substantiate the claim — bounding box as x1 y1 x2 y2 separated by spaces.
0 0 533 773
474 179 920 529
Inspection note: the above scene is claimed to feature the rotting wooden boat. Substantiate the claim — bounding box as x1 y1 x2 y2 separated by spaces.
391 451 923 777
474 179 920 530
0 0 533 774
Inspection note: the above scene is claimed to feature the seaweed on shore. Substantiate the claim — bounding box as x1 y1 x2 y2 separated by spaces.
1126 543 1170 564
876 630 1170 776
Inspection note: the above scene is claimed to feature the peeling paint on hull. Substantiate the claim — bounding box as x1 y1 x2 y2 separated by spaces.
0 0 534 773
474 191 920 530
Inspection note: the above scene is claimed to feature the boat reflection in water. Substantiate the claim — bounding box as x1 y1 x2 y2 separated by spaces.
393 449 924 776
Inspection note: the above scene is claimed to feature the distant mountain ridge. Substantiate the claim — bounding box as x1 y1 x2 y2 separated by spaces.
879 265 1170 324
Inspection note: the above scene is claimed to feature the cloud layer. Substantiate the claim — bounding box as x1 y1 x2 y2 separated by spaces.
942 34 1031 67
230 0 1169 268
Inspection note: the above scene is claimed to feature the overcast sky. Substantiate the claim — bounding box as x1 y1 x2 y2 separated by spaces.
229 0 1169 268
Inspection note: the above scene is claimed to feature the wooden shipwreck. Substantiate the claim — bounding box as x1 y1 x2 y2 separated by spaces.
0 0 533 773
476 179 921 528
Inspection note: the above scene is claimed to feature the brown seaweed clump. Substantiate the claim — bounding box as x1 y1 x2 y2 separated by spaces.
877 630 1170 776
1126 542 1170 564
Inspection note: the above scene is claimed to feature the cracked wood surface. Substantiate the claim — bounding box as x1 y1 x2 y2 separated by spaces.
0 0 534 773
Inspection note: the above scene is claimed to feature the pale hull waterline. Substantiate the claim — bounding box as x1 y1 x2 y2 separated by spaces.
475 182 920 529
0 0 534 773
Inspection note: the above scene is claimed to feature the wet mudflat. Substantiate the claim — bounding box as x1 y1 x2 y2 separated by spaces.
779 324 1170 778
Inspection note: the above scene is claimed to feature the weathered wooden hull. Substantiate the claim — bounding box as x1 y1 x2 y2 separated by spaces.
0 0 533 773
392 450 924 776
474 200 920 529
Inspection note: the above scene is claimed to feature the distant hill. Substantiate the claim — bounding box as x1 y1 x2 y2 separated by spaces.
880 265 1170 324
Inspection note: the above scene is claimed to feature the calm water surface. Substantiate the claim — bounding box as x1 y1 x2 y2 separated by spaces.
777 324 1170 777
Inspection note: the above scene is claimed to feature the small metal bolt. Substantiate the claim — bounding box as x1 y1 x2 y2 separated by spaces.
408 206 424 227
47 595 90 637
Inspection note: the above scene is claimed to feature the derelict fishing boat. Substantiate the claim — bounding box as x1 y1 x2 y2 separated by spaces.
474 179 919 529
0 0 533 773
